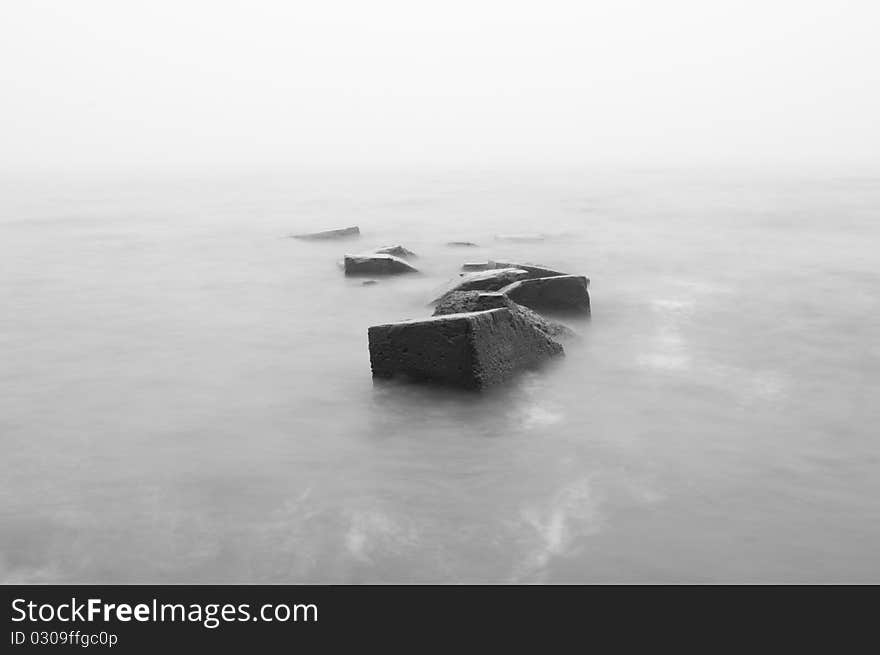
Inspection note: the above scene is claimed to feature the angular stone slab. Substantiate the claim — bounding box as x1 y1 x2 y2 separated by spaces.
292 226 360 240
368 308 563 389
492 261 567 278
431 268 531 304
344 253 418 276
500 275 591 315
460 261 566 277
433 291 576 340
372 244 417 259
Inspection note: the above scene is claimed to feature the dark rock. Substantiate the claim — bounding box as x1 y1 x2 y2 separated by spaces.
500 275 591 315
362 280 378 286
373 245 417 258
368 308 563 389
462 262 492 271
433 290 507 315
431 268 531 304
344 254 418 276
446 241 480 247
461 260 567 277
433 291 576 340
492 261 567 277
292 226 360 240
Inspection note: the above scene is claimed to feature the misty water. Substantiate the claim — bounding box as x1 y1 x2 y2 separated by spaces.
2 166 878 583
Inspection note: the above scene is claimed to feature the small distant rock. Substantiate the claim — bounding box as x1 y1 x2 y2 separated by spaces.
446 241 480 247
372 245 417 259
500 275 591 315
292 226 360 240
362 280 379 286
344 254 418 276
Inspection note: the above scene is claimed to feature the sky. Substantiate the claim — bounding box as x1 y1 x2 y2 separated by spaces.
1 0 879 172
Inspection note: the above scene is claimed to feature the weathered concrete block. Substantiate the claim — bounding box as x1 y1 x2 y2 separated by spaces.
460 261 567 277
344 254 418 276
433 291 510 315
492 261 567 278
431 268 531 304
500 275 591 314
368 308 563 389
432 291 576 340
372 245 417 258
452 268 531 291
292 226 360 240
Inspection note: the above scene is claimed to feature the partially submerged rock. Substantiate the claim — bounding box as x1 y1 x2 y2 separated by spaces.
292 226 360 240
344 254 418 276
362 280 379 286
432 290 507 316
431 268 531 304
446 241 479 247
493 261 566 278
460 260 566 278
500 275 591 315
372 245 417 259
433 291 576 340
368 308 563 389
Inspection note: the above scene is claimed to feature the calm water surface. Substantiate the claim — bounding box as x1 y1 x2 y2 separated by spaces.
1 167 878 582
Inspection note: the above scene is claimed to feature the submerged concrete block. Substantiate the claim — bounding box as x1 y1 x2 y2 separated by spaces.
490 261 567 278
431 268 531 304
368 308 563 389
462 262 492 271
500 275 591 315
460 261 567 277
372 244 417 258
432 291 510 315
433 291 576 340
292 226 360 240
344 253 418 276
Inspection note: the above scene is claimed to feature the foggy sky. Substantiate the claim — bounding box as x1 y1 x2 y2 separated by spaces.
1 0 878 172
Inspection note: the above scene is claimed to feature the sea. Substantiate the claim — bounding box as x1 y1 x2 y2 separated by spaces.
1 164 878 582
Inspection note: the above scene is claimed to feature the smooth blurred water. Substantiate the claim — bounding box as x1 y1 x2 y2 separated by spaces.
1 166 878 583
